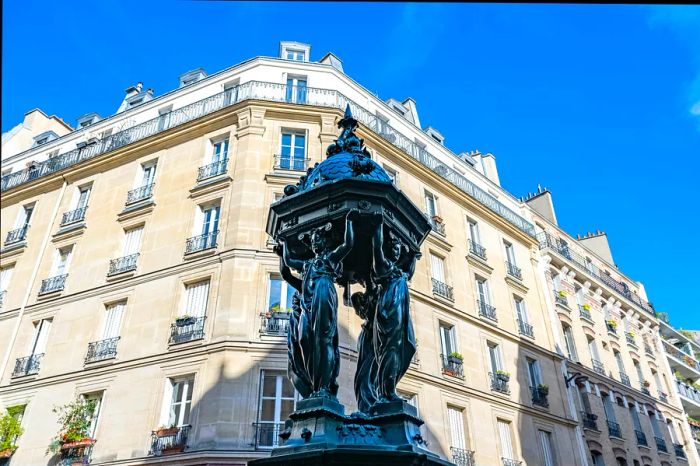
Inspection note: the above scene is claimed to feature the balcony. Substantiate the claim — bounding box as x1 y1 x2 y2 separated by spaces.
590 358 605 375
253 422 285 449
581 411 598 430
185 231 218 254
59 439 95 466
675 379 700 404
655 436 668 453
450 447 476 466
605 321 618 335
607 420 622 438
625 332 636 347
126 183 154 204
517 318 534 338
641 385 651 396
644 344 655 357
197 158 228 181
489 372 510 394
431 278 454 301
530 386 549 408
579 305 593 321
502 459 522 466
150 425 190 456
468 239 487 260
619 372 632 387
477 300 497 322
108 253 139 276
663 339 700 373
61 206 87 226
441 354 464 378
12 353 43 377
85 337 120 363
5 225 28 245
274 154 308 171
260 312 290 336
505 261 522 280
429 216 446 236
635 429 648 446
554 292 568 308
39 274 67 294
169 316 205 344
659 392 668 403
674 443 687 459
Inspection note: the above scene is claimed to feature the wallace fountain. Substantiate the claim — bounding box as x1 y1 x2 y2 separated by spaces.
258 106 452 465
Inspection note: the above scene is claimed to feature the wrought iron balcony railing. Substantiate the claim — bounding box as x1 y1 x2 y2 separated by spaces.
659 392 668 403
441 353 464 378
606 321 618 334
591 359 605 375
635 430 648 446
530 386 549 408
12 353 43 377
502 458 522 466
39 274 68 294
169 316 205 344
61 206 87 226
581 411 598 430
253 422 285 449
59 439 94 466
260 312 290 336
274 154 308 171
197 158 228 181
674 443 686 459
579 305 592 321
108 253 139 276
149 425 190 456
5 225 28 245
655 436 668 453
185 231 218 254
644 344 655 357
517 319 534 338
489 372 510 394
607 420 622 438
85 337 120 363
429 216 446 236
641 386 651 396
619 372 632 387
477 300 497 322
126 183 154 204
450 447 476 466
468 239 486 260
505 261 522 280
431 278 454 301
554 292 568 307
625 332 636 346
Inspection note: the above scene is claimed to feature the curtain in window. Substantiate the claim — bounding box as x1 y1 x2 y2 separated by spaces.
0 265 13 291
447 407 466 449
539 430 555 466
102 302 125 339
497 420 514 460
488 344 501 372
430 254 445 282
183 281 210 317
30 319 52 355
123 227 143 256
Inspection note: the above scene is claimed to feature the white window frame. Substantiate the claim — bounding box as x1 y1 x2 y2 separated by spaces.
135 161 157 188
52 246 73 276
279 130 307 170
504 240 516 265
475 276 491 305
181 280 210 318
210 137 229 164
467 218 481 245
268 275 293 313
514 296 529 324
29 318 52 355
162 376 195 427
447 405 466 450
424 191 438 218
487 341 503 373
538 429 556 466
439 323 456 356
526 358 542 386
257 370 297 447
430 253 446 283
122 226 144 256
81 392 103 439
285 75 307 104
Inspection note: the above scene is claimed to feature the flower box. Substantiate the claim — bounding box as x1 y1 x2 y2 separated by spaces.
537 384 550 396
431 215 443 224
59 438 95 450
0 448 16 458
155 427 180 437
175 316 196 327
496 371 511 382
582 303 591 311
271 311 291 319
162 444 185 455
558 290 567 297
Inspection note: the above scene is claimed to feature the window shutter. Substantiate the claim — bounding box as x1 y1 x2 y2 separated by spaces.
447 407 466 449
497 420 514 460
102 302 125 339
184 281 210 317
123 227 143 256
538 430 555 466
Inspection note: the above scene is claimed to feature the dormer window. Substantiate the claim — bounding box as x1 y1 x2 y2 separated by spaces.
279 41 310 62
286 49 305 61
179 68 207 88
35 137 48 146
424 127 445 145
129 97 144 108
32 131 59 148
77 113 101 129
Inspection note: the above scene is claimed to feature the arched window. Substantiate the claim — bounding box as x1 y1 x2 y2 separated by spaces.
591 450 605 466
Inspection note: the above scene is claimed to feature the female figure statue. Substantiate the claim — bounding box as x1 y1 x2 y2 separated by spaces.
370 213 419 403
351 280 379 414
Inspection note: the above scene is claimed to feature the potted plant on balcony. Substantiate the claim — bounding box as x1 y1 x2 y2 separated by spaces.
155 423 180 438
558 290 567 297
447 352 463 364
270 305 292 320
605 319 618 332
496 370 511 382
431 215 443 225
582 303 591 311
175 314 196 327
643 380 651 388
536 384 549 396
47 398 96 455
0 408 24 459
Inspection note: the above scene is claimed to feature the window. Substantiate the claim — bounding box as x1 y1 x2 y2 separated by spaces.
223 80 240 105
74 185 92 210
15 204 34 230
614 350 626 375
425 191 438 218
136 161 157 188
652 370 663 394
182 281 210 318
383 165 398 185
376 112 390 136
551 273 562 292
562 324 578 361
497 419 515 461
1 264 14 296
487 342 502 373
504 241 516 266
475 277 490 305
257 370 296 447
527 358 542 386
398 391 418 413
268 275 294 313
29 319 52 356
648 411 663 438
52 246 73 277
286 49 306 61
587 337 600 363
102 302 125 340
538 430 556 466
633 360 644 386
447 406 467 450
575 285 585 307
128 97 144 108
591 451 605 466
285 76 307 104
122 226 144 256
430 253 446 283
211 138 229 164
157 106 172 131
602 393 617 423
439 323 456 356
161 376 194 427
82 392 103 438
199 204 220 237
279 131 306 170
467 218 481 245
629 405 643 432
514 296 528 323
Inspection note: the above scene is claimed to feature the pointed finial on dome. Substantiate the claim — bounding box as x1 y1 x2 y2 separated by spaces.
337 103 358 132
326 103 368 158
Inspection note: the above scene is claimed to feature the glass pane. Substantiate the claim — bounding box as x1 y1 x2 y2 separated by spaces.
172 402 182 426
185 379 194 401
280 399 295 417
281 377 294 398
182 402 191 425
268 279 282 312
261 399 276 421
173 381 184 403
262 374 277 397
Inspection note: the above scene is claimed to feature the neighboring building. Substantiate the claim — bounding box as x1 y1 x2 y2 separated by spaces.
526 186 698 466
0 41 687 466
1 108 72 164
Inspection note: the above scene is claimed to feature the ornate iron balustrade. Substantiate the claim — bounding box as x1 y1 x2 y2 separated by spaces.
431 278 454 301
505 261 522 280
517 319 534 338
659 392 668 403
441 354 464 378
477 300 497 322
274 154 308 171
606 321 618 335
197 158 228 181
60 206 87 226
450 447 476 466
641 386 651 396
108 253 139 276
253 422 285 449
12 353 43 377
260 312 290 336
2 81 536 239
674 443 687 458
169 316 205 344
554 292 568 307
655 436 668 453
502 458 522 466
530 386 549 408
59 439 94 466
607 420 622 438
5 226 28 244
468 239 487 260
85 337 120 363
149 425 190 456
619 372 632 387
581 411 598 430
625 332 636 346
635 430 648 446
126 183 154 204
185 231 218 254
429 217 446 236
644 344 655 357
578 305 592 321
489 372 510 394
39 274 67 294
537 231 654 315
591 359 605 375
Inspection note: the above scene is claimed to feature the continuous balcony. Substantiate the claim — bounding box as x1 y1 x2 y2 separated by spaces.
274 154 308 171
607 420 622 438
581 411 598 430
664 339 700 374
197 159 228 181
253 422 285 449
450 447 476 466
39 274 67 294
441 354 464 378
655 436 668 453
468 239 487 260
502 459 522 466
169 316 205 344
530 386 549 408
260 312 290 336
149 425 190 456
1 81 536 239
429 216 446 236
85 337 120 363
61 206 87 225
517 318 534 338
675 379 700 405
108 253 139 276
477 300 497 322
591 359 605 375
644 344 655 357
126 183 154 204
12 353 43 377
431 278 454 301
185 231 218 254
505 261 522 280
489 372 510 394
5 226 28 245
641 385 651 396
635 429 648 446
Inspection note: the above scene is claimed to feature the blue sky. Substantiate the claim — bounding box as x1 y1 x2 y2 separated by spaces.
3 2 699 328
